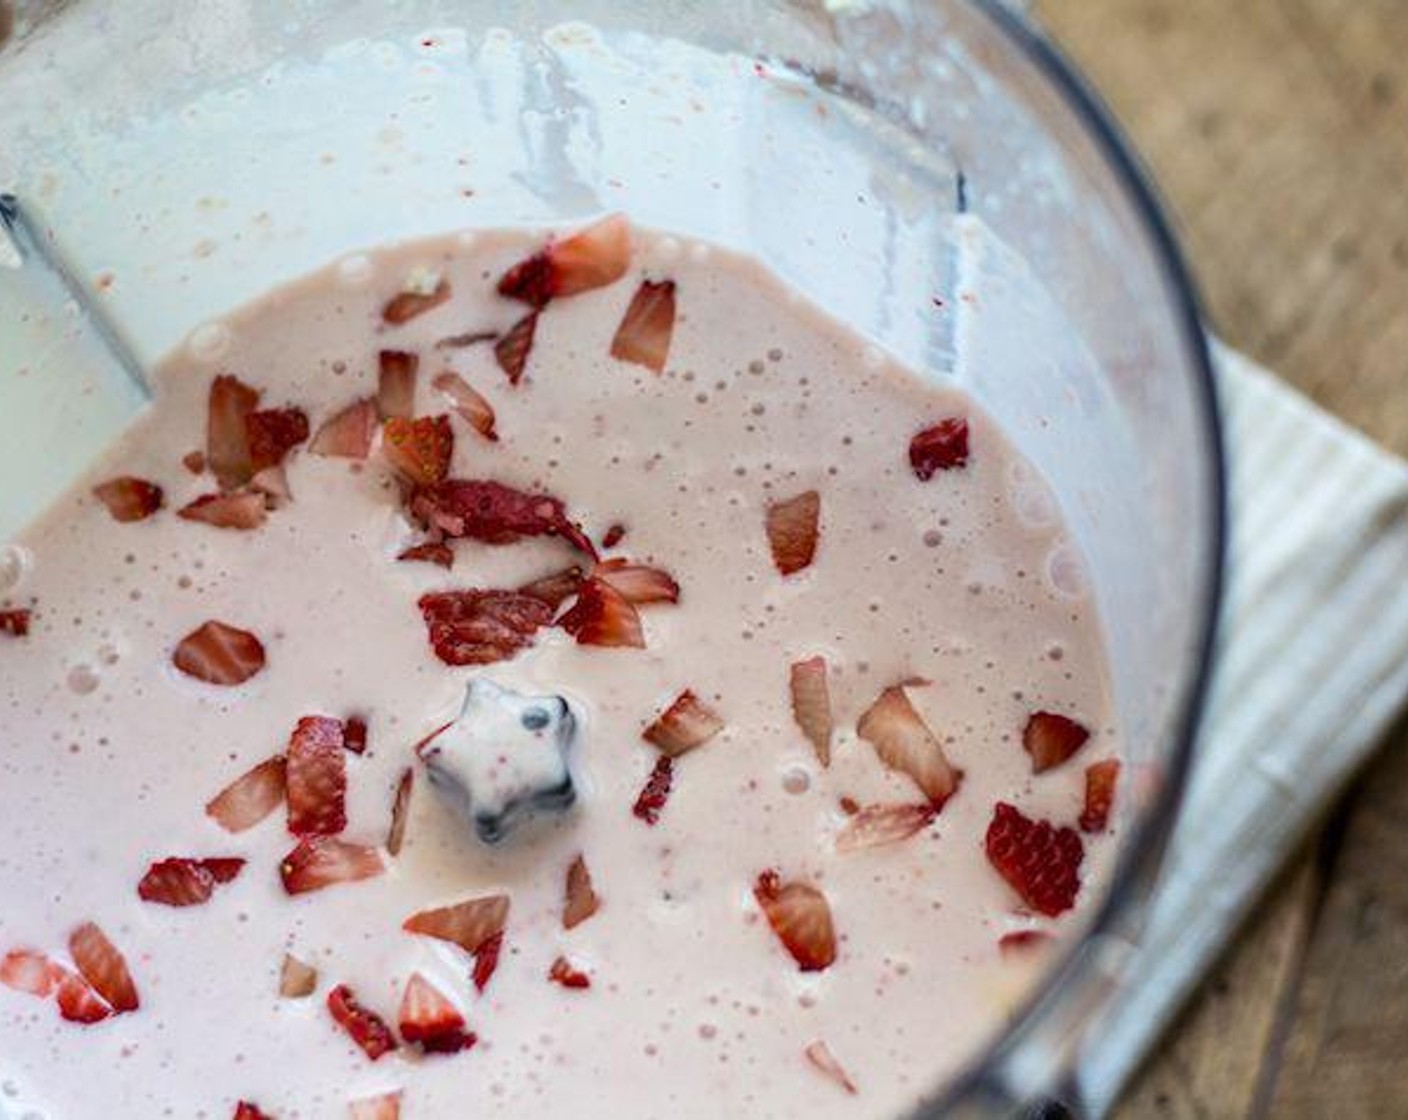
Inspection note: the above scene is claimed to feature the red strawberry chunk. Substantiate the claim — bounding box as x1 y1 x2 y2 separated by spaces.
642 690 723 757
183 450 206 474
494 310 539 385
410 478 596 557
753 870 837 972
386 768 414 857
558 577 644 649
563 853 601 930
234 1103 275 1120
398 542 455 568
0 609 31 637
138 857 245 906
343 717 369 755
591 558 680 604
985 802 1084 917
201 857 246 884
279 953 318 998
383 415 454 487
835 803 936 854
280 837 385 896
497 215 631 306
497 254 552 308
55 968 111 1024
766 490 821 576
177 491 268 530
1080 759 1121 833
471 932 503 993
92 477 164 523
611 279 676 373
403 895 509 956
432 371 498 441
998 930 1053 956
285 716 348 836
417 589 554 666
910 417 970 479
517 565 585 611
804 1040 858 1095
173 620 265 686
206 756 286 833
246 408 310 473
1023 711 1092 774
790 656 833 766
601 523 626 550
398 972 475 1053
310 399 379 459
68 922 139 1014
349 1091 403 1120
856 685 963 808
327 983 398 1061
1 949 61 997
377 350 419 420
207 374 260 491
383 277 451 325
632 756 674 825
548 956 591 990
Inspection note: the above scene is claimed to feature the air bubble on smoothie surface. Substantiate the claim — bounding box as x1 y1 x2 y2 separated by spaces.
1046 543 1087 599
0 544 29 594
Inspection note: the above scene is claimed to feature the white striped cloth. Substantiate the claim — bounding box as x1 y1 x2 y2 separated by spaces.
1077 343 1408 1114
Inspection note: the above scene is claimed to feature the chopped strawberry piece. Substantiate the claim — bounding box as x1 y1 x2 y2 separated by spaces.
246 408 310 473
856 684 963 808
285 716 347 836
563 853 601 930
55 968 111 1024
517 565 584 610
310 398 379 459
766 490 821 576
382 415 454 487
591 558 680 605
601 523 626 550
548 956 591 989
398 972 475 1053
249 465 292 508
172 620 266 686
471 932 503 993
998 930 1053 956
909 417 970 479
610 279 676 373
985 802 1084 917
138 857 245 906
68 922 138 1014
280 837 385 896
1 949 60 997
1080 759 1121 834
343 717 369 755
1023 711 1092 774
92 477 164 523
0 609 31 637
409 478 596 557
177 491 268 530
383 277 451 325
494 311 539 386
386 768 414 857
642 690 723 757
398 542 455 568
279 953 318 998
558 577 644 649
432 371 498 441
417 589 554 666
835 803 936 854
753 870 837 972
183 450 206 475
377 350 419 421
632 756 674 825
234 1103 274 1120
804 1040 858 1095
206 756 286 833
326 983 398 1061
207 374 260 491
348 1091 402 1120
436 329 498 349
498 215 631 306
838 796 861 816
403 894 509 956
790 656 833 766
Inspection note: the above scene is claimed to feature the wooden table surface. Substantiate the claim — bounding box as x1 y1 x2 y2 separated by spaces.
1030 2 1408 1117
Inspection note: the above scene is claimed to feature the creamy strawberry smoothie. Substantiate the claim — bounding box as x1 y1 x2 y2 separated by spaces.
0 218 1121 1119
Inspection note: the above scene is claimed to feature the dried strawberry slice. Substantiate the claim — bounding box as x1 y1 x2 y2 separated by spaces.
285 716 347 837
753 870 837 972
68 922 139 1014
562 853 601 930
398 972 475 1054
246 408 310 473
0 609 31 637
517 565 584 610
280 837 385 896
558 578 644 649
766 490 821 576
910 417 970 479
398 542 455 568
206 756 286 833
591 558 680 604
804 1040 858 1095
497 215 631 306
310 399 378 459
610 279 676 373
383 277 451 325
410 478 597 557
172 620 266 686
856 684 963 808
343 717 368 755
471 932 503 993
55 968 111 1024
432 371 498 441
234 1102 275 1120
790 656 833 766
403 895 509 956
137 857 245 907
377 350 419 420
348 1092 402 1120
642 690 723 757
985 802 1084 917
327 983 398 1060
1079 759 1121 834
92 477 164 523
383 415 454 487
279 953 318 998
386 768 414 857
835 803 936 854
601 523 626 549
631 756 674 825
0 949 61 997
494 311 539 386
177 491 268 530
548 956 591 990
207 374 260 491
417 589 554 666
1023 711 1092 774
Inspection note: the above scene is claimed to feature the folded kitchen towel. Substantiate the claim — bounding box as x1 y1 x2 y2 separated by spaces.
1077 342 1408 1115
